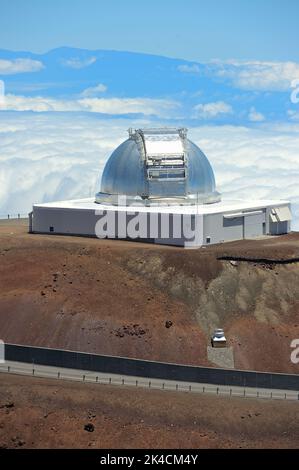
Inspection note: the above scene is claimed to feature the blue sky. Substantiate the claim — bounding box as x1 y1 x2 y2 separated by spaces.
1 0 299 61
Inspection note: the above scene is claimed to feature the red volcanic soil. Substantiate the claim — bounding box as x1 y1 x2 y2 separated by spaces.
0 220 209 366
1 372 299 449
1 219 299 373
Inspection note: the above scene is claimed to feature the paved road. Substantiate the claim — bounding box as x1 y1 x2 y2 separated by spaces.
1 360 298 402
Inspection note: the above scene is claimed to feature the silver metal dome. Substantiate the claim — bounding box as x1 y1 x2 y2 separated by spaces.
96 128 221 205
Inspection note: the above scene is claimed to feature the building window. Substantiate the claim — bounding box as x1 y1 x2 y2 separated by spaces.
223 216 243 227
49 226 54 232
206 236 211 244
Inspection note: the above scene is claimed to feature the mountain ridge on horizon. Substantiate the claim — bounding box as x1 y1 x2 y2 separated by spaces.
0 46 298 125
0 46 196 63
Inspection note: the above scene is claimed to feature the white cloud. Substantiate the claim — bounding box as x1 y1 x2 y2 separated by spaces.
0 93 179 117
62 57 97 69
248 107 265 122
287 110 299 121
77 97 178 116
81 83 108 97
0 114 298 231
213 60 299 91
178 64 200 74
193 101 233 119
0 80 4 106
0 58 44 75
190 123 299 229
0 114 127 216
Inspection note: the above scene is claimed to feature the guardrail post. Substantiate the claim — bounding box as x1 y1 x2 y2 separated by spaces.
7 214 9 220
109 377 111 384
122 378 124 385
176 384 178 391
162 383 165 390
32 368 35 376
96 376 98 383
285 393 287 399
203 386 205 393
271 391 272 399
83 374 85 382
216 387 219 394
189 385 191 392
8 366 10 373
149 381 151 388
18 213 20 219
136 380 138 387
230 388 232 396
58 371 60 379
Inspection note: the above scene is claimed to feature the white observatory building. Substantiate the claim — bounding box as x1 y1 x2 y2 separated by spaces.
30 127 291 247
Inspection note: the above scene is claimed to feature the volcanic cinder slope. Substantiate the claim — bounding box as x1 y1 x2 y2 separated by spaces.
1 219 299 373
1 373 299 449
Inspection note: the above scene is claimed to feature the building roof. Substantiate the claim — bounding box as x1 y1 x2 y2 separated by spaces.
34 197 291 216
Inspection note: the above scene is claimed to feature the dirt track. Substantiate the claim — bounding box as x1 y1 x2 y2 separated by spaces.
0 220 299 373
1 373 299 449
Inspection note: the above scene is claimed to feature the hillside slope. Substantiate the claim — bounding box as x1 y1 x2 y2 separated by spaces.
1 220 299 373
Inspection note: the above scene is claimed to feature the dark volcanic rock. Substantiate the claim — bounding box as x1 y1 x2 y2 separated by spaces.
84 423 95 433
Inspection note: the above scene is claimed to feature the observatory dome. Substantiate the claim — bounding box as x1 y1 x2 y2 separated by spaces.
96 128 220 205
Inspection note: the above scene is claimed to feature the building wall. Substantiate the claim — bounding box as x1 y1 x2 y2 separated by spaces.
269 220 290 235
203 212 241 244
32 203 291 247
203 210 266 245
244 213 265 238
32 207 203 247
32 207 98 235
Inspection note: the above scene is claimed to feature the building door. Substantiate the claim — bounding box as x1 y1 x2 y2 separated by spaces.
222 216 244 241
244 213 263 239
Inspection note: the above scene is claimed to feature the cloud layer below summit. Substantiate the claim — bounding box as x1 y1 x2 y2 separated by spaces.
0 112 298 229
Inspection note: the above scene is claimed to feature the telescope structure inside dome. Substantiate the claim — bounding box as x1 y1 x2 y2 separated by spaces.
96 127 221 206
